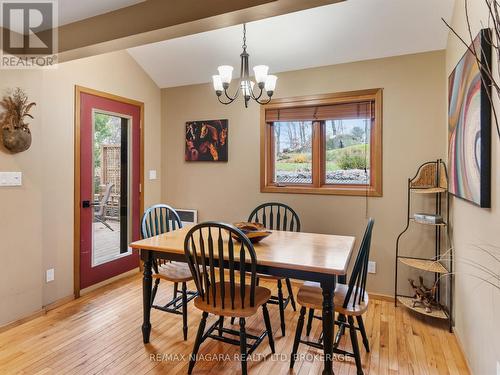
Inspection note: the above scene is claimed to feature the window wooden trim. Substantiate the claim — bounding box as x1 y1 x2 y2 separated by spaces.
260 89 383 197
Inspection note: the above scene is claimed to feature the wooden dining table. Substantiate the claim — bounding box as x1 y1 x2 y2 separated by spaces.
130 225 355 375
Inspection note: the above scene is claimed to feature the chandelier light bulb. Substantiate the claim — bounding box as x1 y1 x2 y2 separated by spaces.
241 80 255 97
253 65 269 85
217 65 233 86
264 75 278 92
212 75 223 92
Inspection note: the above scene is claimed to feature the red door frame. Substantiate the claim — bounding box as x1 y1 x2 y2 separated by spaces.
74 86 144 296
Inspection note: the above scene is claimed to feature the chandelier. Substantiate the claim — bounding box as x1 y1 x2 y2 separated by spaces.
212 24 277 108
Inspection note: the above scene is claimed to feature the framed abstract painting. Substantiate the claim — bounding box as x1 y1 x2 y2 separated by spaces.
185 119 228 162
448 29 492 208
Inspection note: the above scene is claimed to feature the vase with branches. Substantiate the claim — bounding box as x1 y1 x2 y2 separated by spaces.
0 88 36 153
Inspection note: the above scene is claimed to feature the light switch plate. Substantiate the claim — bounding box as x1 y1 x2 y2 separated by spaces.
46 268 55 283
368 261 376 274
496 361 499 375
149 170 157 180
0 172 22 186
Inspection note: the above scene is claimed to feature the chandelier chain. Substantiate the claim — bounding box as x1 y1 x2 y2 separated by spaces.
242 24 247 50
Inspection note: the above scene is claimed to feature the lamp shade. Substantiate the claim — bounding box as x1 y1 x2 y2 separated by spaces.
253 65 269 84
264 75 277 92
212 75 223 91
217 65 233 84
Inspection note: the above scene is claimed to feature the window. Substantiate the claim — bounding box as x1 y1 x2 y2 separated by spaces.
273 121 313 184
260 89 382 196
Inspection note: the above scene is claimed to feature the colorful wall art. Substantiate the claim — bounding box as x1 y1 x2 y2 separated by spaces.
448 29 491 208
185 119 228 162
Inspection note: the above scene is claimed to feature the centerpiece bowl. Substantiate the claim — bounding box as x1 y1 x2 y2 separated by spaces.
232 222 272 243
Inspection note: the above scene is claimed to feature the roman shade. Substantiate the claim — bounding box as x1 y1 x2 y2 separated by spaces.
265 101 375 122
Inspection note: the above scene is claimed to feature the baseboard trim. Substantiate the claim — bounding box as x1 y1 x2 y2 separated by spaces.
0 309 45 334
0 269 141 334
0 293 74 334
452 326 474 375
80 268 140 296
368 292 395 302
43 295 75 312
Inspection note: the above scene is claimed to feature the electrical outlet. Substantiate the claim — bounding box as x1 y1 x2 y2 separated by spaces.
368 261 376 274
46 268 55 283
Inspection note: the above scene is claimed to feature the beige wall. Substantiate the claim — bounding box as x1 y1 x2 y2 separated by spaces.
0 71 44 325
0 50 162 325
162 51 447 296
446 1 500 374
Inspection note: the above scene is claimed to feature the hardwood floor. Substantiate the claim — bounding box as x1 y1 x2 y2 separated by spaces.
0 274 469 375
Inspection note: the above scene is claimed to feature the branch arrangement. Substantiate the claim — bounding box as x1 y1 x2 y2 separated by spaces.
442 0 500 139
0 88 36 133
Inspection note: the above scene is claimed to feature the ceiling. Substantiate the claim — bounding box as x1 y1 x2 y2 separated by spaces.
58 0 145 25
127 0 455 89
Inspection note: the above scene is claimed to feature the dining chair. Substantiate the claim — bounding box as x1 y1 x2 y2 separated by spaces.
94 182 115 231
231 202 300 336
290 218 374 375
184 222 275 375
141 204 197 340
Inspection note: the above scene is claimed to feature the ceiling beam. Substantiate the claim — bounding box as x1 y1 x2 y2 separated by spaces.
55 0 344 62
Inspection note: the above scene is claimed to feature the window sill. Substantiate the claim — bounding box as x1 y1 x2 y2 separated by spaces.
261 184 382 197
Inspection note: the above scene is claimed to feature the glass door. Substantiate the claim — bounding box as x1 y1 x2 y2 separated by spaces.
78 89 141 290
92 112 132 266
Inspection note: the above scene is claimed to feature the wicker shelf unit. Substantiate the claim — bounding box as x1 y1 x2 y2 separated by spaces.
398 257 449 274
410 187 448 194
394 159 453 331
396 296 448 319
409 218 447 227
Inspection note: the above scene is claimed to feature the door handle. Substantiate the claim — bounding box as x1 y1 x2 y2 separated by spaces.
82 200 98 208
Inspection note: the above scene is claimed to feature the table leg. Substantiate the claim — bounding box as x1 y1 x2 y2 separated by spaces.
321 278 336 375
142 250 153 344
